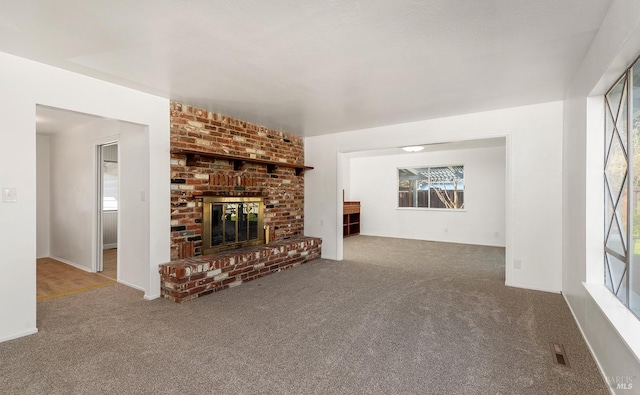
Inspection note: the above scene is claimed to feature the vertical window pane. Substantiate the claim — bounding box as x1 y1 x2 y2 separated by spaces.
103 162 118 211
618 81 629 151
604 132 628 209
398 179 413 207
605 254 614 292
429 166 464 209
416 170 429 208
631 264 640 317
606 252 628 303
605 68 634 315
605 179 628 257
630 62 640 316
606 75 626 144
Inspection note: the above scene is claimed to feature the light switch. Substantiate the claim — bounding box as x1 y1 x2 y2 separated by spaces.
2 188 17 203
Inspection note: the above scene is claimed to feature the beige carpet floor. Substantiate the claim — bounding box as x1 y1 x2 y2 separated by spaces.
0 236 608 394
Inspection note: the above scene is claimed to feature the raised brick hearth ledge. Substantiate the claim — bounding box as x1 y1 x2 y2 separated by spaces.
159 236 322 303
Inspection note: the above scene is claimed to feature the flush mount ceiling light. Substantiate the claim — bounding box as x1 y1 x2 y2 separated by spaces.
402 146 424 153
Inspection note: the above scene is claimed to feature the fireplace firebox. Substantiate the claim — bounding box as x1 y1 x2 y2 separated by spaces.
202 196 265 254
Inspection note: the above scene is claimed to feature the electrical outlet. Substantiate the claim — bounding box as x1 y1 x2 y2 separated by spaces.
2 188 17 203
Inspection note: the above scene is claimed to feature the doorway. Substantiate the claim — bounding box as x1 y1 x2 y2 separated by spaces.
98 142 119 281
35 105 150 299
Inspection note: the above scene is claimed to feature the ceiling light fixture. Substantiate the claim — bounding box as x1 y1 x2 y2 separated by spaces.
402 146 424 153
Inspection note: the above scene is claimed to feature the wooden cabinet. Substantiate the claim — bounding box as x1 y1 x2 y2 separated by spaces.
343 201 360 237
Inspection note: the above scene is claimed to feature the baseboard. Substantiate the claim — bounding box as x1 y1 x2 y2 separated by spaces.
358 233 506 248
0 328 38 344
562 292 614 395
49 256 92 273
144 293 160 300
103 244 117 250
504 281 561 294
117 278 145 293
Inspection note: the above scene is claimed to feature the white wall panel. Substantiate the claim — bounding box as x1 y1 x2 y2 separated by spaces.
0 51 170 343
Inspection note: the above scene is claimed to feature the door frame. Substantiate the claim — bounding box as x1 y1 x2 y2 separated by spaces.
93 136 119 273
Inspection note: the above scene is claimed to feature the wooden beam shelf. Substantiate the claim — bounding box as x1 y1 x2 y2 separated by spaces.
171 148 314 175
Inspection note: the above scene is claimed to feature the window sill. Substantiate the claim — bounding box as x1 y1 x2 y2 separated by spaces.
583 282 640 362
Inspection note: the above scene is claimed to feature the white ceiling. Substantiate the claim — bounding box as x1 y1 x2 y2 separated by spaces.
346 137 506 158
1 0 613 136
36 105 105 135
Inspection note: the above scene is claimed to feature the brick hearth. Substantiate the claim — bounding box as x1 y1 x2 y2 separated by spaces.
159 237 321 303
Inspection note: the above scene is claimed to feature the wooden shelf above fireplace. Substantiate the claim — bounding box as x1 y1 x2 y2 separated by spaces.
171 148 314 176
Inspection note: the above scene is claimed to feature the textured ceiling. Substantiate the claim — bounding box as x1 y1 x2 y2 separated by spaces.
0 0 613 136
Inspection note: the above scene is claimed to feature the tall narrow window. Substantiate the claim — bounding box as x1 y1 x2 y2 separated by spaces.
604 60 640 318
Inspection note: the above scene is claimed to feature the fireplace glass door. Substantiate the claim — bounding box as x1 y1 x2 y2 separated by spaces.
203 197 264 254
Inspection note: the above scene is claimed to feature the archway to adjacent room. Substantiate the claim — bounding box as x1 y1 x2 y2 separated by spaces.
35 105 148 300
338 137 508 284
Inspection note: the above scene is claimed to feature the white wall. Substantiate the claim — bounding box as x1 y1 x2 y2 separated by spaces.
348 144 505 247
563 0 640 387
49 119 111 270
118 123 149 290
0 51 170 343
47 118 148 292
305 101 563 293
36 134 50 258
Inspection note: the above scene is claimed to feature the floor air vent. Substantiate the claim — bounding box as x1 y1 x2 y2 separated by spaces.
550 343 570 367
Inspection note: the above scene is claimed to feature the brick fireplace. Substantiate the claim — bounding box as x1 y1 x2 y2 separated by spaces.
160 101 321 303
169 101 308 260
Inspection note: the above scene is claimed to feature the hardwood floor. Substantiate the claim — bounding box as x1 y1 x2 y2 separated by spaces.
102 248 117 280
36 250 118 300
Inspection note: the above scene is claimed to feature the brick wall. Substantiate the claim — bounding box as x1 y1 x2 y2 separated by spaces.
170 101 306 260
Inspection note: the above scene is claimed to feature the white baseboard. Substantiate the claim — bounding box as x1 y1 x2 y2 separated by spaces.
144 293 160 300
49 256 92 273
118 278 145 293
504 281 561 294
0 328 38 344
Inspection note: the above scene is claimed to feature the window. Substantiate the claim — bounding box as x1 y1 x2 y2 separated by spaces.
398 166 464 209
604 58 640 318
103 161 118 211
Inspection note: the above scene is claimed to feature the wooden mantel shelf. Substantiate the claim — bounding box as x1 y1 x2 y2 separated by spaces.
171 148 314 176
